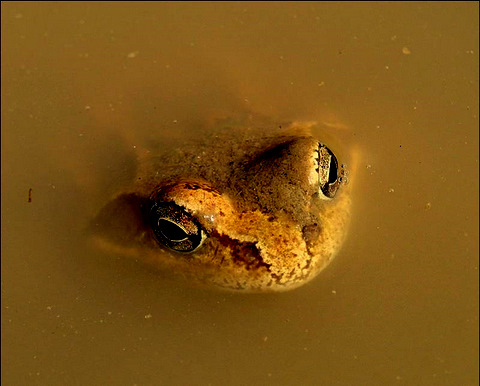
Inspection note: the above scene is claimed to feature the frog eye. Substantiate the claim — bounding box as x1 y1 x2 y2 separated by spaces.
317 143 343 199
148 201 206 253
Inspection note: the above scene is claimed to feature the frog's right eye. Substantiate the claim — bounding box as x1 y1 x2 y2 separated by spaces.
148 201 206 253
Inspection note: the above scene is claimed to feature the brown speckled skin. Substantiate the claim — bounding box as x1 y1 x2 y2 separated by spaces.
91 122 354 292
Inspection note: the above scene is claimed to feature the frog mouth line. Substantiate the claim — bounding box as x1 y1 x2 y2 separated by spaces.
315 143 342 199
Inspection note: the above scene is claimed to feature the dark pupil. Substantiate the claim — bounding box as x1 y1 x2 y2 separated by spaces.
328 157 338 184
158 219 188 242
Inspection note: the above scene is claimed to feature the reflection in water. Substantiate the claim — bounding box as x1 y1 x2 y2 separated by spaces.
2 2 478 385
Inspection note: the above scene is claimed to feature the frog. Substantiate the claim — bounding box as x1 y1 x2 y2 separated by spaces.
90 119 355 292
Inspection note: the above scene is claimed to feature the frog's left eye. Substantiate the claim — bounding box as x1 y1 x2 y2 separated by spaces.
317 143 344 199
148 201 206 253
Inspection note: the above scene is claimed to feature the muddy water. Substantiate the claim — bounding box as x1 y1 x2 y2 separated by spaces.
2 2 478 385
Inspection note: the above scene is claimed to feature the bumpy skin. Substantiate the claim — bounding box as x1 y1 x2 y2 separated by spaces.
91 123 353 292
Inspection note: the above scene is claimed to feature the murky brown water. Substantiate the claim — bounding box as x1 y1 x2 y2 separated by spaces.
2 2 478 385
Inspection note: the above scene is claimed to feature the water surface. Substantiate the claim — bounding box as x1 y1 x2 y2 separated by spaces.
2 2 478 385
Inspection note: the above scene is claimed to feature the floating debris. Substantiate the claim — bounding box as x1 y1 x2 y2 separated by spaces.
127 51 139 58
